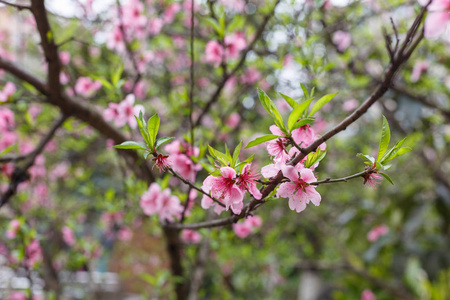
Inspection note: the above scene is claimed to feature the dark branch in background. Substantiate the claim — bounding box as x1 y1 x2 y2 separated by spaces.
0 115 68 208
0 0 30 10
115 0 142 90
193 0 281 127
165 5 430 230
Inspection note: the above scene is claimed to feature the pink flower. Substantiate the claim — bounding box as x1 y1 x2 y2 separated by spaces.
140 183 162 216
233 215 263 238
411 60 430 82
7 292 27 300
0 108 15 131
226 112 241 129
240 67 261 85
107 26 125 52
140 183 183 222
118 227 133 241
153 154 171 172
419 0 450 38
233 222 253 238
202 167 244 214
0 82 16 102
59 51 71 65
149 18 164 35
224 32 247 59
75 77 102 97
62 226 75 246
266 125 290 162
236 164 262 199
117 94 144 129
171 154 201 182
181 229 202 244
332 30 352 51
26 239 43 268
205 41 224 67
291 124 316 147
277 166 321 213
163 3 181 24
60 72 69 85
6 219 20 239
361 289 376 300
247 215 262 228
0 131 17 152
218 0 246 12
158 188 183 222
363 172 383 188
103 102 122 126
367 225 389 242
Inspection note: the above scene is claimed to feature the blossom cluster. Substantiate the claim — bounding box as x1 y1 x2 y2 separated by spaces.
140 182 184 222
261 124 325 213
233 215 263 238
103 94 144 129
201 164 261 215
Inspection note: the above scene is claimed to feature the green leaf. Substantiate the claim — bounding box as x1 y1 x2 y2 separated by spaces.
390 147 412 160
279 92 298 108
114 141 148 151
227 15 244 33
135 115 151 147
300 83 309 99
245 134 279 149
111 65 124 87
290 117 315 131
309 92 338 116
147 114 160 148
357 153 375 164
380 137 406 163
379 172 394 185
0 144 14 157
155 137 175 150
225 144 232 161
204 18 223 37
257 89 286 132
304 149 327 168
232 141 243 167
208 145 228 165
377 116 391 162
92 76 114 91
288 98 314 131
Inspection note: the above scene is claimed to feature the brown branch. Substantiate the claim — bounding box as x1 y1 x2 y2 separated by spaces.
0 114 68 208
0 57 155 183
310 169 373 186
0 0 30 10
193 0 281 127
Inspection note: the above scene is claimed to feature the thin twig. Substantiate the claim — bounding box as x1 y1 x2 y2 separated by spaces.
0 114 68 208
0 0 30 10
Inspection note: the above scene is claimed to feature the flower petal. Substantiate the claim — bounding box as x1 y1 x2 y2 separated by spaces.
220 166 236 179
300 168 317 183
281 165 299 182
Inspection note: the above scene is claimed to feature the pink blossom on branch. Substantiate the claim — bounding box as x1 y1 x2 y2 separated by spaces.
202 167 244 214
277 166 321 213
233 215 263 238
74 77 102 97
419 0 450 38
181 229 202 244
205 41 224 67
140 183 183 222
411 60 430 82
332 30 352 51
62 226 76 246
5 219 20 239
0 82 16 102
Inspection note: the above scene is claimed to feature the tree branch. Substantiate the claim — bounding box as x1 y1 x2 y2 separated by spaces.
0 0 30 10
0 114 68 208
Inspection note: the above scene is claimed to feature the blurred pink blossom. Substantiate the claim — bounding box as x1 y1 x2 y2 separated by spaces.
367 225 389 242
75 77 102 97
361 289 376 300
181 229 202 243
